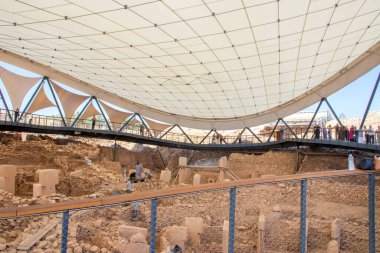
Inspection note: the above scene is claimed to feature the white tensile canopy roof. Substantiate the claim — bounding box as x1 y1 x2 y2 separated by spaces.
0 0 379 130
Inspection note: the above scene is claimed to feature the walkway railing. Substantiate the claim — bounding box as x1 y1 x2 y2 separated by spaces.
1 109 379 147
0 170 377 253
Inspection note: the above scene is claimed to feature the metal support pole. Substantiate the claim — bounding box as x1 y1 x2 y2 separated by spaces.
199 129 214 144
136 114 154 138
61 210 69 253
177 125 194 143
267 119 280 142
159 124 176 139
46 78 67 127
360 72 380 129
303 98 324 139
93 97 112 131
228 187 237 253
18 78 45 122
324 98 344 127
246 127 263 143
150 198 158 253
70 97 92 127
368 173 376 253
119 113 136 132
215 129 228 144
0 87 12 121
300 179 308 253
280 118 298 139
233 128 246 144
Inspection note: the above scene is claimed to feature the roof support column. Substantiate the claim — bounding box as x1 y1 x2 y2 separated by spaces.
46 78 66 127
360 72 380 129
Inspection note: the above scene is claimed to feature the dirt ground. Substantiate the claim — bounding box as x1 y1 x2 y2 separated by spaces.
0 133 379 253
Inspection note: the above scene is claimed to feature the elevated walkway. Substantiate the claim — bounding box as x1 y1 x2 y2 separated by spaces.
0 120 379 153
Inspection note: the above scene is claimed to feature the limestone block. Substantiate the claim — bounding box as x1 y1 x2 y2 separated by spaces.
33 184 42 198
121 243 149 253
42 185 56 195
118 225 148 240
0 165 17 194
331 218 341 240
130 233 147 244
219 156 228 168
69 170 83 178
21 133 27 141
179 157 187 167
223 179 231 183
38 169 59 186
185 217 203 234
159 170 171 183
160 226 188 251
178 168 191 184
193 174 201 186
222 220 229 253
327 240 339 253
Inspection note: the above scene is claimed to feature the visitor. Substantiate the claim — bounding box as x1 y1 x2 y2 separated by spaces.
140 124 144 136
218 133 223 144
377 126 380 145
281 127 286 139
354 126 359 142
349 125 355 142
357 127 364 144
334 124 339 140
29 115 33 124
322 125 327 140
312 124 320 139
14 108 19 122
327 125 332 139
215 133 220 144
91 115 96 130
367 125 375 144
238 133 242 144
135 160 143 181
344 126 349 141
363 126 368 144
127 178 132 193
212 133 216 144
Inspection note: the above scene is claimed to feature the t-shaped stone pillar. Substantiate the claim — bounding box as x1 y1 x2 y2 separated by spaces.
222 220 229 253
219 156 228 168
193 174 201 186
0 165 17 194
33 169 59 197
179 157 187 167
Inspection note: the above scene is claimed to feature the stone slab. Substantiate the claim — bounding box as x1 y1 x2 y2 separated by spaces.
159 170 171 183
0 165 17 194
179 157 187 167
219 156 228 168
118 225 148 240
193 174 201 186
38 169 59 186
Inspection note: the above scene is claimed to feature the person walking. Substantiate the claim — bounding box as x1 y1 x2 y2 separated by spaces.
327 125 332 140
377 126 380 145
334 124 339 140
349 125 355 142
363 126 368 144
127 178 132 193
91 115 96 130
322 125 327 139
367 125 375 144
357 127 364 144
139 124 144 136
14 108 19 122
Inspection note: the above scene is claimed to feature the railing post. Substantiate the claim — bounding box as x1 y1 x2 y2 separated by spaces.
150 198 158 253
300 179 307 253
61 210 69 253
229 187 236 253
369 173 376 253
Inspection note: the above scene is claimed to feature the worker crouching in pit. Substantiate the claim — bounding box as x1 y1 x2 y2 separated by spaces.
128 161 153 183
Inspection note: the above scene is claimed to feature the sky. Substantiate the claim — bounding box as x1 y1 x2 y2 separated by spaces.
0 61 379 121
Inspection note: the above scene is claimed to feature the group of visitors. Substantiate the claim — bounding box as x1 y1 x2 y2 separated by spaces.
212 133 224 144
312 123 380 145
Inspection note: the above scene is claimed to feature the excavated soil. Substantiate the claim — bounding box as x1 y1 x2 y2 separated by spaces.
0 133 379 253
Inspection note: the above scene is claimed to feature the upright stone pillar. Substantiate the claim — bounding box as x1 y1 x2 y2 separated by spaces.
257 215 265 253
219 156 228 168
0 165 17 194
193 174 201 186
222 220 229 253
178 168 191 184
179 157 187 167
